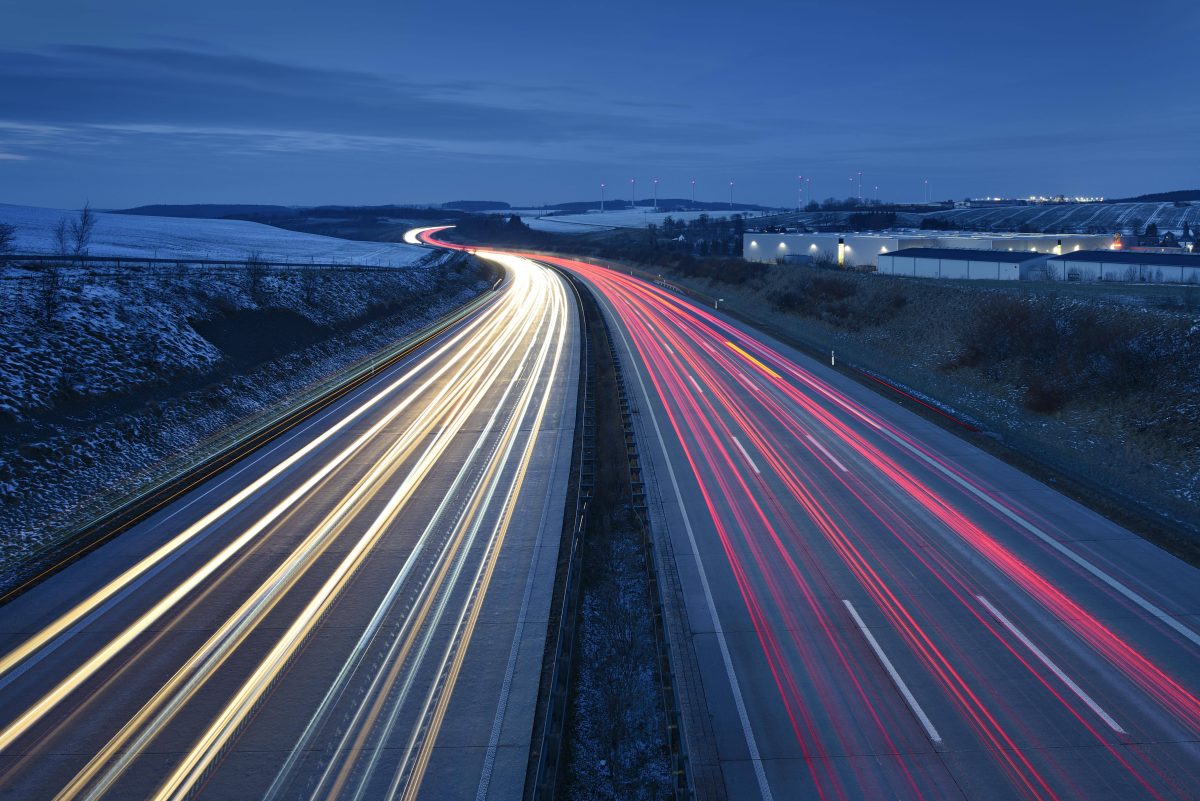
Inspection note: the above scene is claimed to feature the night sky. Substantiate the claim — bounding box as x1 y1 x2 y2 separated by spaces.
2 0 1196 208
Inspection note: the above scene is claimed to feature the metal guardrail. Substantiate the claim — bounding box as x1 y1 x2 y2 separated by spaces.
0 251 443 272
528 266 691 800
0 277 500 606
529 270 593 800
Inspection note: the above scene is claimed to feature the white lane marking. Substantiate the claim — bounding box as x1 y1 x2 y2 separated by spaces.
843 599 943 745
873 425 1200 650
688 374 704 394
976 595 1126 735
805 435 848 473
603 294 775 801
731 437 761 475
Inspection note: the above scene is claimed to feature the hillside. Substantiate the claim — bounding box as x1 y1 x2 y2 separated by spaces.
0 204 430 264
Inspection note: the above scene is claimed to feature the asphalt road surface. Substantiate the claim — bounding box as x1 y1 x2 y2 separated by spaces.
540 252 1199 801
0 247 579 801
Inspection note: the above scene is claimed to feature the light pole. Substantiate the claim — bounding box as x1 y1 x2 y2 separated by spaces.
630 177 636 209
857 171 863 200
691 179 696 207
729 180 734 210
653 177 659 212
797 174 804 212
600 182 606 213
923 178 929 203
874 185 879 202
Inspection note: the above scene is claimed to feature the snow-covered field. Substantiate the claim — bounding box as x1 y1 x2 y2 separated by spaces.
0 203 428 265
925 202 1200 234
523 208 769 231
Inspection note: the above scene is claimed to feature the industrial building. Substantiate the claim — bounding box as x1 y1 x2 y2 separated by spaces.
876 248 1050 281
1045 250 1200 283
743 231 1114 268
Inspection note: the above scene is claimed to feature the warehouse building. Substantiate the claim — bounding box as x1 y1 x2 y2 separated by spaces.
743 231 1113 268
1045 250 1200 283
876 248 1051 281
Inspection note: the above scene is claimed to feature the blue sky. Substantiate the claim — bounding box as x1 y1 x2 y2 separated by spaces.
1 0 1197 208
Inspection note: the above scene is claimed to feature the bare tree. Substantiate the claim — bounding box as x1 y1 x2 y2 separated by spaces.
70 202 97 259
300 267 320 305
54 218 70 257
245 250 269 304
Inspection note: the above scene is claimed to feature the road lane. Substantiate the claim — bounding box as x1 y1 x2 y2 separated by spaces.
0 248 579 801
539 254 1200 801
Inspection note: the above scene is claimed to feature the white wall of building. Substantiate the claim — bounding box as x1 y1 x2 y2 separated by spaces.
877 252 1047 280
744 232 1115 267
1046 256 1200 283
743 233 935 267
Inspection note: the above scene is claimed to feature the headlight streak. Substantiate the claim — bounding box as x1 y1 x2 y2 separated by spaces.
0 287 521 758
529 253 1197 800
54 272 540 801
0 290 506 695
145 256 566 801
261 268 556 800
0 244 577 801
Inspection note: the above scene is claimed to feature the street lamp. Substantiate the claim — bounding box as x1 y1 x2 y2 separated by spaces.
600 182 606 213
797 174 804 212
857 171 863 200
923 178 929 203
729 180 734 210
691 179 696 207
631 177 636 209
653 177 659 212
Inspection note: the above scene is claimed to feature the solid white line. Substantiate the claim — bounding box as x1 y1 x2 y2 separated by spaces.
976 595 1126 734
731 436 761 475
805 435 848 473
688 374 704 394
843 599 943 745
603 294 775 801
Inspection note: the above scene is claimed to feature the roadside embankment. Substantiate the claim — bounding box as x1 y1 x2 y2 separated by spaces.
0 252 489 584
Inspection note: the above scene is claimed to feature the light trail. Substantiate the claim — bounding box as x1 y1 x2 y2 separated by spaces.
515 250 1199 800
0 239 578 801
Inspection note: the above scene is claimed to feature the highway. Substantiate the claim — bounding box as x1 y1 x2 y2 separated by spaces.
414 217 1200 801
547 256 1200 801
0 244 579 801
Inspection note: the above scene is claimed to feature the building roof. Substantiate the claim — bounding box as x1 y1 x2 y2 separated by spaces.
879 247 1047 263
1050 250 1200 266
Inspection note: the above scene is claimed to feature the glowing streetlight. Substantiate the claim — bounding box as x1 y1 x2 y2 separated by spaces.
600 182 606 213
729 180 734 210
797 174 804 212
691 178 696 207
630 177 636 209
653 177 659 212
857 171 864 200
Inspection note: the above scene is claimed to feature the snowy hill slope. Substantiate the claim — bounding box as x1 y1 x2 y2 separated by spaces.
0 203 427 265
